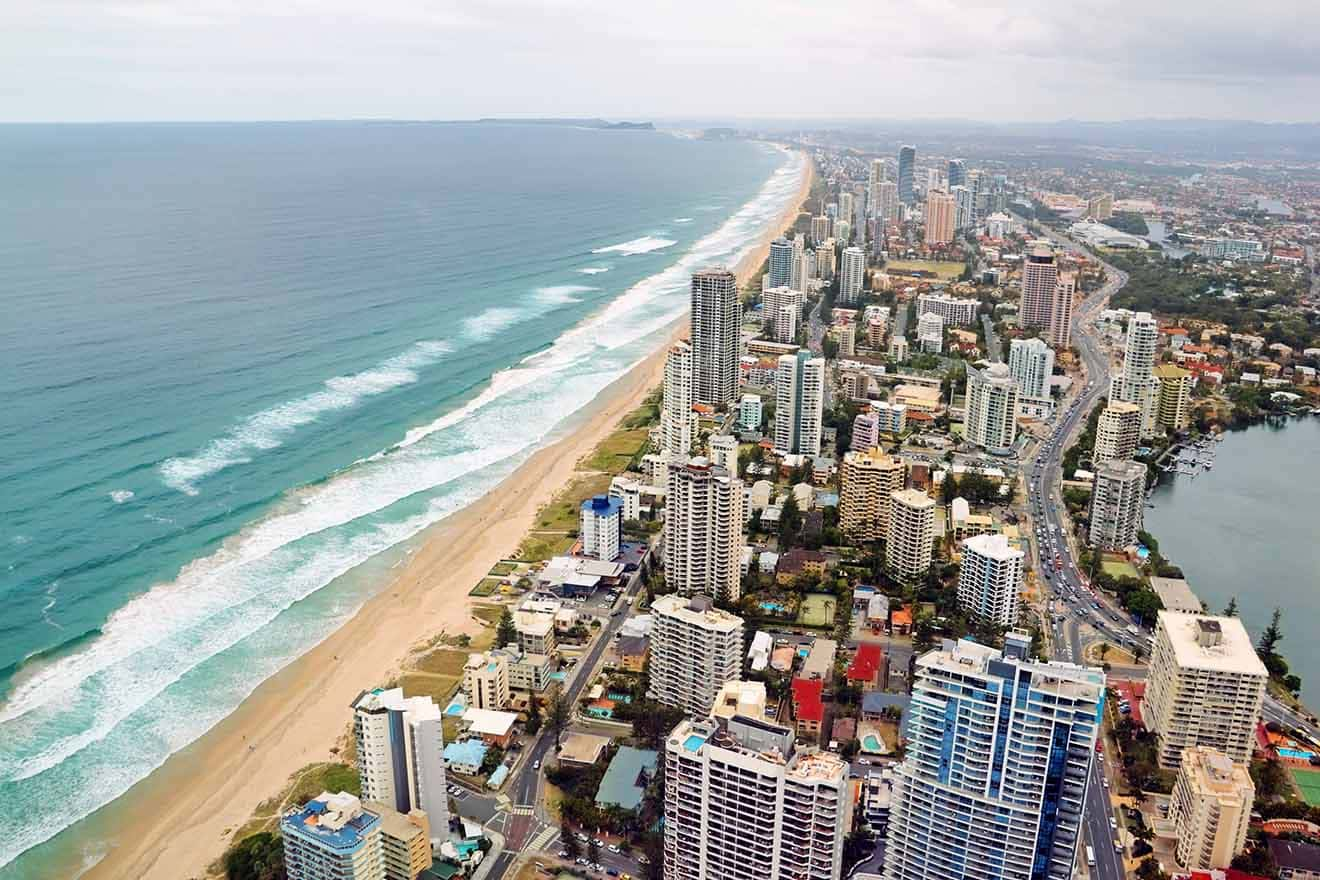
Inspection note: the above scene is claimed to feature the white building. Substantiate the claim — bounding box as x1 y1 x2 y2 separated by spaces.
580 493 623 561
957 533 1024 628
738 393 763 433
762 286 804 345
350 689 449 844
1007 337 1054 402
886 489 935 582
708 434 738 473
916 292 978 327
661 340 695 456
1110 311 1161 438
1143 613 1268 768
608 475 642 521
463 650 510 710
647 594 744 717
767 238 794 288
691 268 741 407
839 246 866 305
773 351 825 456
964 363 1020 453
886 634 1103 880
1170 747 1255 870
916 311 943 353
1087 459 1146 550
664 458 744 602
282 791 385 880
873 401 907 435
664 711 850 880
852 411 880 451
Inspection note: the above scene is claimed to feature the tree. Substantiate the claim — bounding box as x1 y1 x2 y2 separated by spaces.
1259 607 1284 658
1223 596 1239 617
1135 856 1169 880
546 684 571 751
481 745 506 776
588 838 601 865
940 471 959 504
496 607 517 649
1098 642 1111 663
562 820 581 858
224 831 286 880
526 695 543 734
779 494 803 548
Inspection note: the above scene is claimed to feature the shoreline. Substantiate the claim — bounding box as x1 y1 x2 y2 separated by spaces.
71 150 814 880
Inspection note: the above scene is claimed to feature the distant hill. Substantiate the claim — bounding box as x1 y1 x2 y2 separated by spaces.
470 117 654 130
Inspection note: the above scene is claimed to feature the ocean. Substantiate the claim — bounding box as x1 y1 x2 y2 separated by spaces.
0 121 804 875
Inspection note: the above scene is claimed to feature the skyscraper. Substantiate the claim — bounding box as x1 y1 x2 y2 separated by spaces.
1169 747 1254 870
1144 613 1268 768
950 185 973 231
885 634 1103 880
647 594 744 716
762 286 803 344
664 710 850 880
1110 311 1160 437
767 237 794 289
838 246 866 305
839 448 906 541
811 215 832 246
1093 401 1142 464
773 351 825 456
1048 274 1075 349
1019 243 1058 333
1154 364 1193 431
691 268 740 407
916 311 943 354
351 688 449 844
957 533 1025 627
924 190 955 245
789 234 805 291
874 180 899 227
897 145 916 205
816 240 836 280
1007 337 1055 402
947 158 966 189
887 489 935 582
1087 459 1146 550
661 340 694 455
964 363 1020 452
838 193 856 240
664 457 744 602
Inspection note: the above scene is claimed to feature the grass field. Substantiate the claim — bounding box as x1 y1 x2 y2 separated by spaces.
1292 768 1320 806
1101 559 1142 580
470 577 502 597
580 427 649 473
885 259 964 280
798 593 837 628
535 473 615 531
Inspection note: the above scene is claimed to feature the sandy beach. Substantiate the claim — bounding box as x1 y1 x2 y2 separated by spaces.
78 150 813 880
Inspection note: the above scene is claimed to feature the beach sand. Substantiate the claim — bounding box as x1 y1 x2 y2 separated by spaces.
79 151 814 880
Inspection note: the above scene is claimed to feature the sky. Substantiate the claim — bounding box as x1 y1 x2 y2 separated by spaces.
2 0 1318 123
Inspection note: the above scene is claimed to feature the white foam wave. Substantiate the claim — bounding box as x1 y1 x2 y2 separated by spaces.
0 145 809 870
590 235 676 256
534 285 596 306
461 307 520 341
108 490 134 504
576 266 610 275
158 340 452 495
674 217 693 223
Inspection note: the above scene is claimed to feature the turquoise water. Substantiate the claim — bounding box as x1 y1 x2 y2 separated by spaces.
0 122 805 875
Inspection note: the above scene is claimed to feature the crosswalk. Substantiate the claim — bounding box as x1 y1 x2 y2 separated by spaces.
526 824 559 852
509 804 536 816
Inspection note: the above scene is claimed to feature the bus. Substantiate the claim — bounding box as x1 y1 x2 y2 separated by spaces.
1086 846 1096 867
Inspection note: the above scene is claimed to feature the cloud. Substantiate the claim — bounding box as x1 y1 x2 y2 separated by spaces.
0 0 1316 122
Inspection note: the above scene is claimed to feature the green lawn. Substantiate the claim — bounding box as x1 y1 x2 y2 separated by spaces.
797 593 838 628
1101 559 1141 580
580 428 649 472
535 473 615 531
885 259 964 280
470 577 502 597
1292 768 1320 807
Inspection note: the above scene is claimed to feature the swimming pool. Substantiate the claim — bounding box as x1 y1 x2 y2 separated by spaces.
862 734 884 753
760 601 788 614
684 734 707 752
1279 747 1316 760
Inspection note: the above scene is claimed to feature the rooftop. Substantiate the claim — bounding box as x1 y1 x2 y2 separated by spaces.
282 792 380 852
1150 576 1202 614
846 643 885 683
962 532 1022 561
652 593 744 632
461 707 519 737
791 677 825 723
594 746 659 811
1158 612 1268 677
559 732 612 765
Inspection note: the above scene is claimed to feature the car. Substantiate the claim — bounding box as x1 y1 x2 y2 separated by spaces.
608 845 621 855
533 759 541 769
608 871 620 877
637 856 650 865
577 858 590 866
577 833 590 843
1109 817 1118 829
559 851 570 859
1102 777 1110 788
593 839 606 848
1114 841 1124 853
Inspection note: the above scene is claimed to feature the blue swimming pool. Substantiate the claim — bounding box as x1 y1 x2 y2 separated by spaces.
683 734 706 752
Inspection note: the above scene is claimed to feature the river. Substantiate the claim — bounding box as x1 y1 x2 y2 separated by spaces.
1145 418 1320 701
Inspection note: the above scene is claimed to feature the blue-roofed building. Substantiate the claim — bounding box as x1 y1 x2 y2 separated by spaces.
486 763 510 789
443 739 488 776
594 746 659 812
580 494 622 561
281 791 384 880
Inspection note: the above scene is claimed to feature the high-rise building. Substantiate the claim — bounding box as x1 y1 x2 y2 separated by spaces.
1086 193 1114 221
647 594 744 716
789 235 806 291
816 240 836 280
738 393 763 433
887 489 935 582
851 412 880 452
708 434 738 473
950 185 973 231
947 158 966 189
773 351 825 456
768 238 794 289
1008 337 1055 402
367 802 434 880
811 215 831 246
1048 274 1075 349
838 194 856 240
967 169 987 223
916 292 978 326
795 248 814 293
282 791 385 880
924 190 955 245
834 220 851 248
1110 311 1160 437
885 634 1103 880
873 400 907 435
664 458 744 602
964 363 1020 453
926 168 942 194
463 650 510 709
1170 747 1255 871
916 312 943 353
762 286 803 344
664 710 850 880
350 689 449 843
1093 401 1142 464
1087 459 1146 550
874 180 899 227
897 145 916 205
840 448 905 541
1154 364 1193 431
957 533 1024 628
661 340 694 455
1143 613 1268 768
839 246 866 305
1019 243 1058 333
580 493 623 560
691 269 740 407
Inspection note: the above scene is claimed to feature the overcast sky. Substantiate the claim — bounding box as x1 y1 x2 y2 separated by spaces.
3 0 1318 123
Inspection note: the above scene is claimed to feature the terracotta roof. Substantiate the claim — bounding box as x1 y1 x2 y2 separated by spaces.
791 677 824 723
891 606 913 626
846 643 885 682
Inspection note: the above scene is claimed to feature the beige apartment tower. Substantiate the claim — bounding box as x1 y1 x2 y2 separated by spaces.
1093 400 1142 464
839 449 905 541
924 190 956 245
1169 747 1254 871
886 489 936 582
664 457 744 602
647 594 745 717
1155 363 1193 431
1143 613 1268 768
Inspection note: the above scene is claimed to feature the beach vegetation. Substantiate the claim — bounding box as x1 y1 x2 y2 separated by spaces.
223 831 286 880
582 428 650 473
497 607 517 648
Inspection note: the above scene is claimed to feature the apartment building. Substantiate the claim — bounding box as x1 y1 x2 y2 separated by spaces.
1170 747 1254 870
1087 459 1146 550
664 457 744 602
839 449 906 541
646 594 744 717
964 363 1020 453
282 791 385 880
1155 363 1193 431
886 489 935 583
691 269 740 407
1093 401 1142 464
956 533 1024 628
350 689 449 842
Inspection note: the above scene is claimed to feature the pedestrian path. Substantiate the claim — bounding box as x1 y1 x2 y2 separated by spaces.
527 824 559 852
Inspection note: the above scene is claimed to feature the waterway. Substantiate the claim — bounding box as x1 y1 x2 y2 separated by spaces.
1145 418 1320 701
